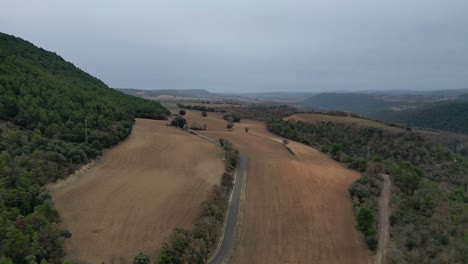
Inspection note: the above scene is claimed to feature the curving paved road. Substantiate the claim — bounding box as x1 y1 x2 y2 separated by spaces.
208 154 247 264
187 129 247 264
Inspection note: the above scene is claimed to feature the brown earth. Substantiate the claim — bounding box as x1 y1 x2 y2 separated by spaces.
51 119 224 263
176 110 230 131
183 114 371 263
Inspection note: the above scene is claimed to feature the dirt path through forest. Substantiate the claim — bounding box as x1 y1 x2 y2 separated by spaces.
375 174 391 264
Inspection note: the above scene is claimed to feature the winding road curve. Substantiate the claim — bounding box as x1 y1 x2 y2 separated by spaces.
188 129 247 264
208 155 247 264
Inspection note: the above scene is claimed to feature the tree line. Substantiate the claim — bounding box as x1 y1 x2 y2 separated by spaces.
152 139 239 264
177 104 216 113
0 32 169 263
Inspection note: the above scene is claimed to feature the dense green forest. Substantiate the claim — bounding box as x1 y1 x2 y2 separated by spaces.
267 119 468 263
0 32 169 263
373 97 468 134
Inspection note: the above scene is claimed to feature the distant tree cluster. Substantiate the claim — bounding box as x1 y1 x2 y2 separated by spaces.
170 116 187 128
221 105 296 121
0 32 169 263
157 139 239 264
267 118 468 261
223 114 241 123
177 104 216 112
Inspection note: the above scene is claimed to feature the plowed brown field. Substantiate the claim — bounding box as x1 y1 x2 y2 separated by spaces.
188 116 370 263
285 113 403 132
51 119 224 263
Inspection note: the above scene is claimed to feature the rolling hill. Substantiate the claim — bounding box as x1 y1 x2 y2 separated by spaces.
372 96 468 134
118 88 216 98
304 93 390 115
0 32 168 263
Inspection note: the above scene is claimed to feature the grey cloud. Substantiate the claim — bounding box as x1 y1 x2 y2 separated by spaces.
1 0 467 92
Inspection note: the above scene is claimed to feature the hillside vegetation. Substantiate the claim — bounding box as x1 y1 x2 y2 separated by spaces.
373 98 468 134
267 119 468 263
304 93 389 115
0 32 168 263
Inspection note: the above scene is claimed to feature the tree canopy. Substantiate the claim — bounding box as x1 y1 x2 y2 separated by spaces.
0 32 169 263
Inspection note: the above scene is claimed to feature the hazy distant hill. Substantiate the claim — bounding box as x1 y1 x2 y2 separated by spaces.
236 92 317 100
373 97 468 134
304 93 390 115
118 88 216 98
458 93 468 100
361 88 468 97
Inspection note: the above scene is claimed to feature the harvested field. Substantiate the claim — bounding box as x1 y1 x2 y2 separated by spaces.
51 119 224 263
286 113 403 132
183 114 371 263
174 110 230 131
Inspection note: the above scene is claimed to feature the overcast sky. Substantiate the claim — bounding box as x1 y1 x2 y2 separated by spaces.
1 0 467 93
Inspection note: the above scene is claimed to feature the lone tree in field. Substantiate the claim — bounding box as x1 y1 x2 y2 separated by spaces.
179 109 186 116
202 111 207 117
171 116 187 128
133 253 150 264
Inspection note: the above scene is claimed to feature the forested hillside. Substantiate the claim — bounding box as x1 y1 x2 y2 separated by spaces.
267 119 468 263
304 93 390 115
373 98 468 134
0 32 168 263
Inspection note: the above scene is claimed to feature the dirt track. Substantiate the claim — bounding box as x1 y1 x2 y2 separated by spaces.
375 174 391 264
51 119 224 263
185 116 370 264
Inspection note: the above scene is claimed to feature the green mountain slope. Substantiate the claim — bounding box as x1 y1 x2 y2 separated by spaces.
0 32 168 263
373 98 468 134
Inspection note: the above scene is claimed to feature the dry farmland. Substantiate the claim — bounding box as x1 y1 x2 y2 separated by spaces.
51 119 224 263
182 114 370 264
285 113 404 132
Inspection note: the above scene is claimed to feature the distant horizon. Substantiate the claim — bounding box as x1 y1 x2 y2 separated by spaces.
2 0 468 93
114 87 468 94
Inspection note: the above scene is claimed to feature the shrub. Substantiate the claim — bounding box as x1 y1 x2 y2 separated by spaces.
202 111 207 117
133 253 150 264
179 109 186 116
